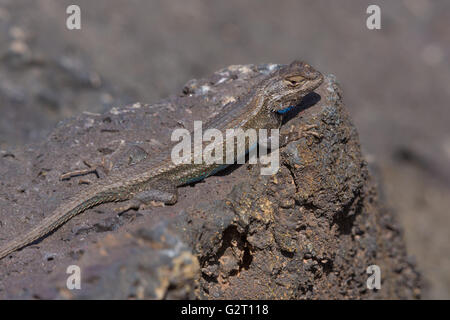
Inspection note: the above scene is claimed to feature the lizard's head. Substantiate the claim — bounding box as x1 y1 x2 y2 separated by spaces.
262 60 323 112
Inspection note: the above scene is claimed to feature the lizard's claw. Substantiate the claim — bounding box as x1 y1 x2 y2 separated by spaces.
115 199 141 214
284 124 321 144
114 199 164 215
150 200 165 207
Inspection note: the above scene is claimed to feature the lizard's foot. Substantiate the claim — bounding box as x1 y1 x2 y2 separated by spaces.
115 200 141 214
114 199 165 215
115 191 173 215
301 124 321 139
150 200 166 207
283 124 321 145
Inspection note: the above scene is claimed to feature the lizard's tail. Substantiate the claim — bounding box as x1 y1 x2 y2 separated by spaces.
0 192 118 260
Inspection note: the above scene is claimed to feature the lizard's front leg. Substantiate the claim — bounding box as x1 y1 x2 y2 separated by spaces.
281 124 321 147
258 124 321 152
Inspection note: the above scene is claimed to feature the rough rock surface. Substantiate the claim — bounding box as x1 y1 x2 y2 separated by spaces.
0 64 421 299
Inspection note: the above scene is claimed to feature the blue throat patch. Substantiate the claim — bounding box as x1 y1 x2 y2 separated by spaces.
277 105 294 114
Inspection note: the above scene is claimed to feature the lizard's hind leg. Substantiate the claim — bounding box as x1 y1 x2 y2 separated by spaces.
116 179 178 213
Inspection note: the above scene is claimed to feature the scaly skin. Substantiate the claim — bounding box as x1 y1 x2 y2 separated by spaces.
0 61 323 260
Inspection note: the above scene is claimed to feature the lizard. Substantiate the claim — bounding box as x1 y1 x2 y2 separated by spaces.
0 60 323 260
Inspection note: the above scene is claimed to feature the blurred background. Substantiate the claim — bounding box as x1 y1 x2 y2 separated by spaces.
0 0 448 299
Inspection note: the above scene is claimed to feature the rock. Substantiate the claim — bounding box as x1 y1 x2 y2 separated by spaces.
0 64 421 299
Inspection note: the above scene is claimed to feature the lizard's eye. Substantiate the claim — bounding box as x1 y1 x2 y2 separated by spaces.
285 75 306 86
